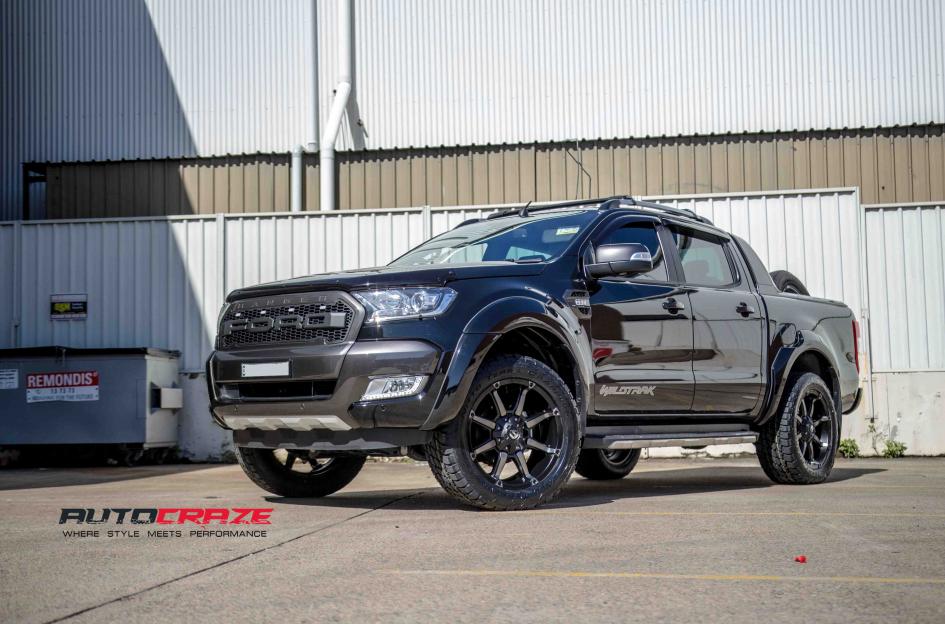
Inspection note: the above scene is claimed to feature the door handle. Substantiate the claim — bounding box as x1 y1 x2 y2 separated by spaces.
662 298 685 314
736 302 756 316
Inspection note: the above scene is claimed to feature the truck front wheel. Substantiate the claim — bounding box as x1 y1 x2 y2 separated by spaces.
236 447 366 497
426 355 580 510
756 372 838 484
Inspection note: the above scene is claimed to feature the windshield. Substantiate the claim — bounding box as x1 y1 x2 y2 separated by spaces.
388 210 596 267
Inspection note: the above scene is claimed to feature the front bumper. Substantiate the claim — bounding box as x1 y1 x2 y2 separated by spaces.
207 339 444 434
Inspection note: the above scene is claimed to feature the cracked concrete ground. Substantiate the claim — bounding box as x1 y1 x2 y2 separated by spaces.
1 457 944 623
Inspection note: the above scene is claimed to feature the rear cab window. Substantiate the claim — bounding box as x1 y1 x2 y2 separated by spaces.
668 225 738 288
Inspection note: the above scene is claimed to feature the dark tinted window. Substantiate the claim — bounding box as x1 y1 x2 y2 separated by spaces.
671 227 735 287
595 222 668 282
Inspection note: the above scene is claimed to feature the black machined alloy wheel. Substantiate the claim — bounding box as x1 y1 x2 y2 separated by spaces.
756 372 838 485
795 391 833 468
575 448 641 480
466 378 563 489
236 446 366 497
426 355 580 510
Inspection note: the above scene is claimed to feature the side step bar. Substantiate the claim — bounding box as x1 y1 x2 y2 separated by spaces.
583 431 758 450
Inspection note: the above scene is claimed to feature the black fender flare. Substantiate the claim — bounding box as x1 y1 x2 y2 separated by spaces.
758 328 842 426
421 295 592 431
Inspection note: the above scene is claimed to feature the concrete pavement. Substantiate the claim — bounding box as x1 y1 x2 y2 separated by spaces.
1 457 944 623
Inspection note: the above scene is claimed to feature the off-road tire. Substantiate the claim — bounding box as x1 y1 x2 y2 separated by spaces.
770 270 810 296
756 372 838 484
575 449 642 480
236 447 366 497
426 355 581 511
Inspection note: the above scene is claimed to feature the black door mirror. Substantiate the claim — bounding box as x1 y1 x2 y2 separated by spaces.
586 243 653 278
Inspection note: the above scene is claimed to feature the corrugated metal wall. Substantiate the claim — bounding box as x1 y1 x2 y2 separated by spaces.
0 0 317 219
41 125 945 217
6 0 945 220
0 189 863 372
321 0 945 151
6 218 221 371
45 155 295 218
864 202 945 372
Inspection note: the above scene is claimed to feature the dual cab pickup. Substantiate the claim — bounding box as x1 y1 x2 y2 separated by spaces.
207 196 861 510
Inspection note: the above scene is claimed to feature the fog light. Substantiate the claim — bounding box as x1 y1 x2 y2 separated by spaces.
361 375 427 401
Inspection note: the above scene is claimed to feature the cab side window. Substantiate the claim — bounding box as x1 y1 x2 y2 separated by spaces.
594 222 668 282
671 227 736 287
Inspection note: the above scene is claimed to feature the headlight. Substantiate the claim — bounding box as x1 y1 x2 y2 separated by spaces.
353 287 456 323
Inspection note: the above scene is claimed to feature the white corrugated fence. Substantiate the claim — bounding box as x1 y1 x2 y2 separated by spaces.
864 202 945 372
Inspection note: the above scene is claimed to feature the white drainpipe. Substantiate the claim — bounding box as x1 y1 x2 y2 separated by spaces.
290 144 304 212
319 0 353 211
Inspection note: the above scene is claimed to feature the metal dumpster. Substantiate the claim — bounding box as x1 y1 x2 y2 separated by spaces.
0 347 182 448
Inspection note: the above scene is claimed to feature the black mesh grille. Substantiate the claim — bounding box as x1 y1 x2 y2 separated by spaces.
218 300 354 349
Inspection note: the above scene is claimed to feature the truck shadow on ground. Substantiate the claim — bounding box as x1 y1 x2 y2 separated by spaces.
268 465 887 512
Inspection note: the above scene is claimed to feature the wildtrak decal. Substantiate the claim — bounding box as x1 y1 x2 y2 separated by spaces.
599 385 656 397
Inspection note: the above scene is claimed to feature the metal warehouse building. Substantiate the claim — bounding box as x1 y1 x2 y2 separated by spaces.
1 0 943 458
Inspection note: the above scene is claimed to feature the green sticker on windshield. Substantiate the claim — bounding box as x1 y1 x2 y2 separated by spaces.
555 226 580 236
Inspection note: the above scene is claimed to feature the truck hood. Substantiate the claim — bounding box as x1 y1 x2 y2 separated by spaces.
226 262 547 301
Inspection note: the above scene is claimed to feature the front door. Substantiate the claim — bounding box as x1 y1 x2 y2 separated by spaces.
588 219 695 414
667 224 765 414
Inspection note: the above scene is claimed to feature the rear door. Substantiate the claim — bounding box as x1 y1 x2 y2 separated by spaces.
587 217 694 414
665 223 765 414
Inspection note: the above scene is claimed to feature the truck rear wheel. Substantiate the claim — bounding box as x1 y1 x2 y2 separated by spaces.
426 355 580 510
575 449 641 480
756 372 838 484
236 447 366 497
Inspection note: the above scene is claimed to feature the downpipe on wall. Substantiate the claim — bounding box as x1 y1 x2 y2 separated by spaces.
290 145 304 213
319 0 353 212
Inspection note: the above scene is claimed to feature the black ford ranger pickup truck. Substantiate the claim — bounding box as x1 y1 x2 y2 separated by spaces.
207 196 862 510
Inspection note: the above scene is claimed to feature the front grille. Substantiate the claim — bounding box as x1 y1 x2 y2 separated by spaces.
218 298 355 349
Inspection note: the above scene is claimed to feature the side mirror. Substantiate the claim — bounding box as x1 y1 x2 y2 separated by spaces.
586 243 653 278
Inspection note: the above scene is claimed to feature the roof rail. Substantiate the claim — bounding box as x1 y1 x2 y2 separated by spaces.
486 196 620 220
485 195 713 225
